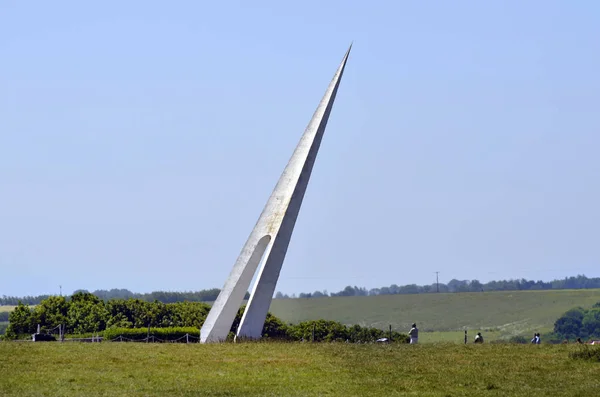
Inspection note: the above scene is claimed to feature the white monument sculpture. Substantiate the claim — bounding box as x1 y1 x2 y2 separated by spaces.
200 46 351 343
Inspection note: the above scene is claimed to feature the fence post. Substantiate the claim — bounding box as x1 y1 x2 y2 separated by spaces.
389 324 392 342
186 334 189 344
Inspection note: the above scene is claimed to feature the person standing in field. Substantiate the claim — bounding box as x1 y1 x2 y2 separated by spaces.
409 323 419 344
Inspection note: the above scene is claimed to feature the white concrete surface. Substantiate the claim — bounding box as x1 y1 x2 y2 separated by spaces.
200 46 351 343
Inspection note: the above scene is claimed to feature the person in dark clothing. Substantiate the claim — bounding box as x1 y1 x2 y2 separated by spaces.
474 332 484 343
408 323 419 344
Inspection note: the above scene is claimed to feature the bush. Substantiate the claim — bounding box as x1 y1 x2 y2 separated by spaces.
103 327 200 342
285 320 409 343
261 313 289 339
5 303 36 339
288 320 349 342
346 323 409 343
553 305 600 340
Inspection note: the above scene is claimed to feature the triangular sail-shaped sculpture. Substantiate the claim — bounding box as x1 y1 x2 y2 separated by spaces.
200 46 351 343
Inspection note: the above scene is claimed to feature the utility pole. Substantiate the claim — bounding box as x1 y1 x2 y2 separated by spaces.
59 285 62 296
435 272 440 293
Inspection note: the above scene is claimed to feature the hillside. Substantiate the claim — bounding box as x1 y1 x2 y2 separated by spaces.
0 307 11 335
269 289 600 339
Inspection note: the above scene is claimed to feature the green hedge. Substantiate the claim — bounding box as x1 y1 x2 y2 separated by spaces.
287 320 410 343
101 322 409 344
103 327 200 342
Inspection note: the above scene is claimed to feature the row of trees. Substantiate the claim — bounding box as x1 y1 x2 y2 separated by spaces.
3 293 409 343
551 302 600 341
3 275 600 306
5 292 211 338
276 275 600 299
0 288 250 306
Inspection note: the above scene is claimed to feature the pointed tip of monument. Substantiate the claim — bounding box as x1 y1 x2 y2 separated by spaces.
338 43 352 71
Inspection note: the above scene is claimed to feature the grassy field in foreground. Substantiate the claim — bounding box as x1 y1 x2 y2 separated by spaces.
1 342 599 396
269 289 600 339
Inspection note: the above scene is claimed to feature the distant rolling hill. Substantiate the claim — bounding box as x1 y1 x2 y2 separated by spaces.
269 289 600 339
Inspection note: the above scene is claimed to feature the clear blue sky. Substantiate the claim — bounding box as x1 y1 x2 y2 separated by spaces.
1 1 599 297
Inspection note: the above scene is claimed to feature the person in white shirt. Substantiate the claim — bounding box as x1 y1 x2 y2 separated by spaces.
474 332 484 343
408 323 418 344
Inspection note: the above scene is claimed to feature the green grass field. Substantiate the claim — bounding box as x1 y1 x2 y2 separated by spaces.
1 342 599 396
269 289 600 340
0 305 16 312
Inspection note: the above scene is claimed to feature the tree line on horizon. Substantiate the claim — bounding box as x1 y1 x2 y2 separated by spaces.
277 274 600 299
0 288 250 306
2 274 599 306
